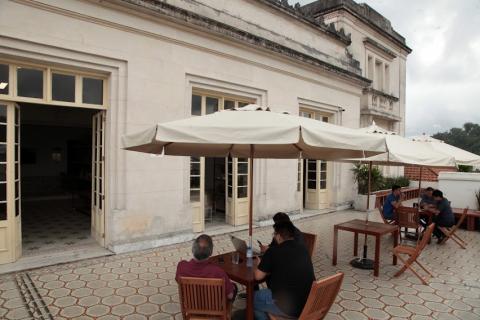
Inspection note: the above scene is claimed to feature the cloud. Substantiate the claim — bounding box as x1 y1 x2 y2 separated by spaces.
292 0 480 136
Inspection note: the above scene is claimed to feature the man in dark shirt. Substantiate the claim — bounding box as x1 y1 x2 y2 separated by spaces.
254 221 315 319
383 185 402 221
419 187 436 227
420 187 436 208
176 234 237 300
260 212 305 253
431 190 455 243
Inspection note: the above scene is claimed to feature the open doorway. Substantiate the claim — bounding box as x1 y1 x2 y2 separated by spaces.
204 157 227 228
19 103 99 257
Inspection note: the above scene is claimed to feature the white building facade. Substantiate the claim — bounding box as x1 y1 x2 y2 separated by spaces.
0 0 410 265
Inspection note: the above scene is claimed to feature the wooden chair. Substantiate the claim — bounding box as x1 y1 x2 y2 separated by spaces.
301 232 317 258
269 272 344 320
177 277 231 319
378 205 396 225
393 223 435 285
439 208 468 249
396 206 421 242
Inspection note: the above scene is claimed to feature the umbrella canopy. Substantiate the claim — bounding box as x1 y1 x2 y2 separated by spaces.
410 134 480 167
352 123 456 167
123 105 388 246
123 105 387 160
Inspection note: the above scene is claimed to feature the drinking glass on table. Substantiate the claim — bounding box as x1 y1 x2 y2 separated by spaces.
231 251 240 264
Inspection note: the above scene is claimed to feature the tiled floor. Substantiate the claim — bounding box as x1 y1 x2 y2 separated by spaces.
1 209 479 319
22 200 92 257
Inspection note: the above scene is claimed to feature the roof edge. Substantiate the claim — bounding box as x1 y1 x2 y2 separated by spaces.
113 0 370 86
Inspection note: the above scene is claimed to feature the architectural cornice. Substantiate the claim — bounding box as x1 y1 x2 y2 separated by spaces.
363 87 399 102
255 0 352 45
302 0 412 54
112 0 370 86
363 37 396 60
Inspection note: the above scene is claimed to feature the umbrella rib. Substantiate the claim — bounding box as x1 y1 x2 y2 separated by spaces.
293 143 302 151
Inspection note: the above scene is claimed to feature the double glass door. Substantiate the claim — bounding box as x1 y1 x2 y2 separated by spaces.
0 101 21 264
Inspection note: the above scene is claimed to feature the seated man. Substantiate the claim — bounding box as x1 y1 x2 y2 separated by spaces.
383 185 402 221
254 221 315 320
260 212 305 253
419 187 436 227
431 190 455 243
420 187 436 209
176 234 237 300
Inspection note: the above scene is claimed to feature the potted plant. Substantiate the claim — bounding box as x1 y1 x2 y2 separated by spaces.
352 164 383 211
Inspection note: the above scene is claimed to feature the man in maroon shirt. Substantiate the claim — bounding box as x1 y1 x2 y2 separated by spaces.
176 234 237 300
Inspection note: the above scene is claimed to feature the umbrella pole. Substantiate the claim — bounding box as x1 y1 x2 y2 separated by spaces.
248 145 254 248
418 166 423 203
351 161 374 270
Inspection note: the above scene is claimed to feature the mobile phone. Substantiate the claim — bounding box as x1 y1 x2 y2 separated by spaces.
257 240 263 246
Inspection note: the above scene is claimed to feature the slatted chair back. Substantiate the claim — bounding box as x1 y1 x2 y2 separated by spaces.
396 206 420 230
302 232 317 258
439 208 468 248
416 223 435 254
298 272 344 320
379 205 396 225
178 277 229 319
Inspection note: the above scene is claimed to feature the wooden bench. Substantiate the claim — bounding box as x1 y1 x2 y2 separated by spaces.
453 208 480 231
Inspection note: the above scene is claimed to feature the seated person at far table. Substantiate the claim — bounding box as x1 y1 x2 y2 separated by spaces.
176 234 237 300
431 190 455 243
260 212 305 253
420 187 436 209
254 221 315 320
383 185 403 221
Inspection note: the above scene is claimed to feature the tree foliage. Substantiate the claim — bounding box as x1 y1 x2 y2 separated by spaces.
433 122 480 156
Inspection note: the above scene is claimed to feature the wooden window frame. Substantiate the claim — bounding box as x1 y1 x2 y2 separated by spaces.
0 59 108 110
189 91 254 203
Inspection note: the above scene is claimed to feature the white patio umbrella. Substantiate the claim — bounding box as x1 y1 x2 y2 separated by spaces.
123 105 387 247
359 124 456 167
410 134 480 167
347 123 455 269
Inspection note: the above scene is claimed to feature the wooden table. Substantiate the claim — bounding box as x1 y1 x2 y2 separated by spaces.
333 219 399 277
210 251 258 320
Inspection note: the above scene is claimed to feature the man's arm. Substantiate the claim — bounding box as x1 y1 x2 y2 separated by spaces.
254 257 268 281
222 272 235 299
392 200 402 209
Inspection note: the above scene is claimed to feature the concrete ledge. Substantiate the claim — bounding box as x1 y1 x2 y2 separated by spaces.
439 172 480 182
0 245 113 275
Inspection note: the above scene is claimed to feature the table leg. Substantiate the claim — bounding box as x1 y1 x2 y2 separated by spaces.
354 232 358 256
467 216 474 231
393 229 398 265
246 283 254 320
333 227 338 266
374 235 380 277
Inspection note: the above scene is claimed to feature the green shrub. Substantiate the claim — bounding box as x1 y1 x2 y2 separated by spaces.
458 165 473 172
380 176 410 190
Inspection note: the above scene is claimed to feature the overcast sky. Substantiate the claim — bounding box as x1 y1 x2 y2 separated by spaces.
291 0 480 136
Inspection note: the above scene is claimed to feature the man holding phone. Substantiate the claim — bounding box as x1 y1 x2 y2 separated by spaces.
260 212 305 253
254 221 315 319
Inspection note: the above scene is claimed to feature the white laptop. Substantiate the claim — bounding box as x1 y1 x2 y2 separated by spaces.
230 235 261 256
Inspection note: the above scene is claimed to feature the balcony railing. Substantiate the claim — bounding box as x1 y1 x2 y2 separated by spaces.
361 88 401 121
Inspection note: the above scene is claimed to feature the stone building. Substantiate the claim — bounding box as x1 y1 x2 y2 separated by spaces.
0 0 410 266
